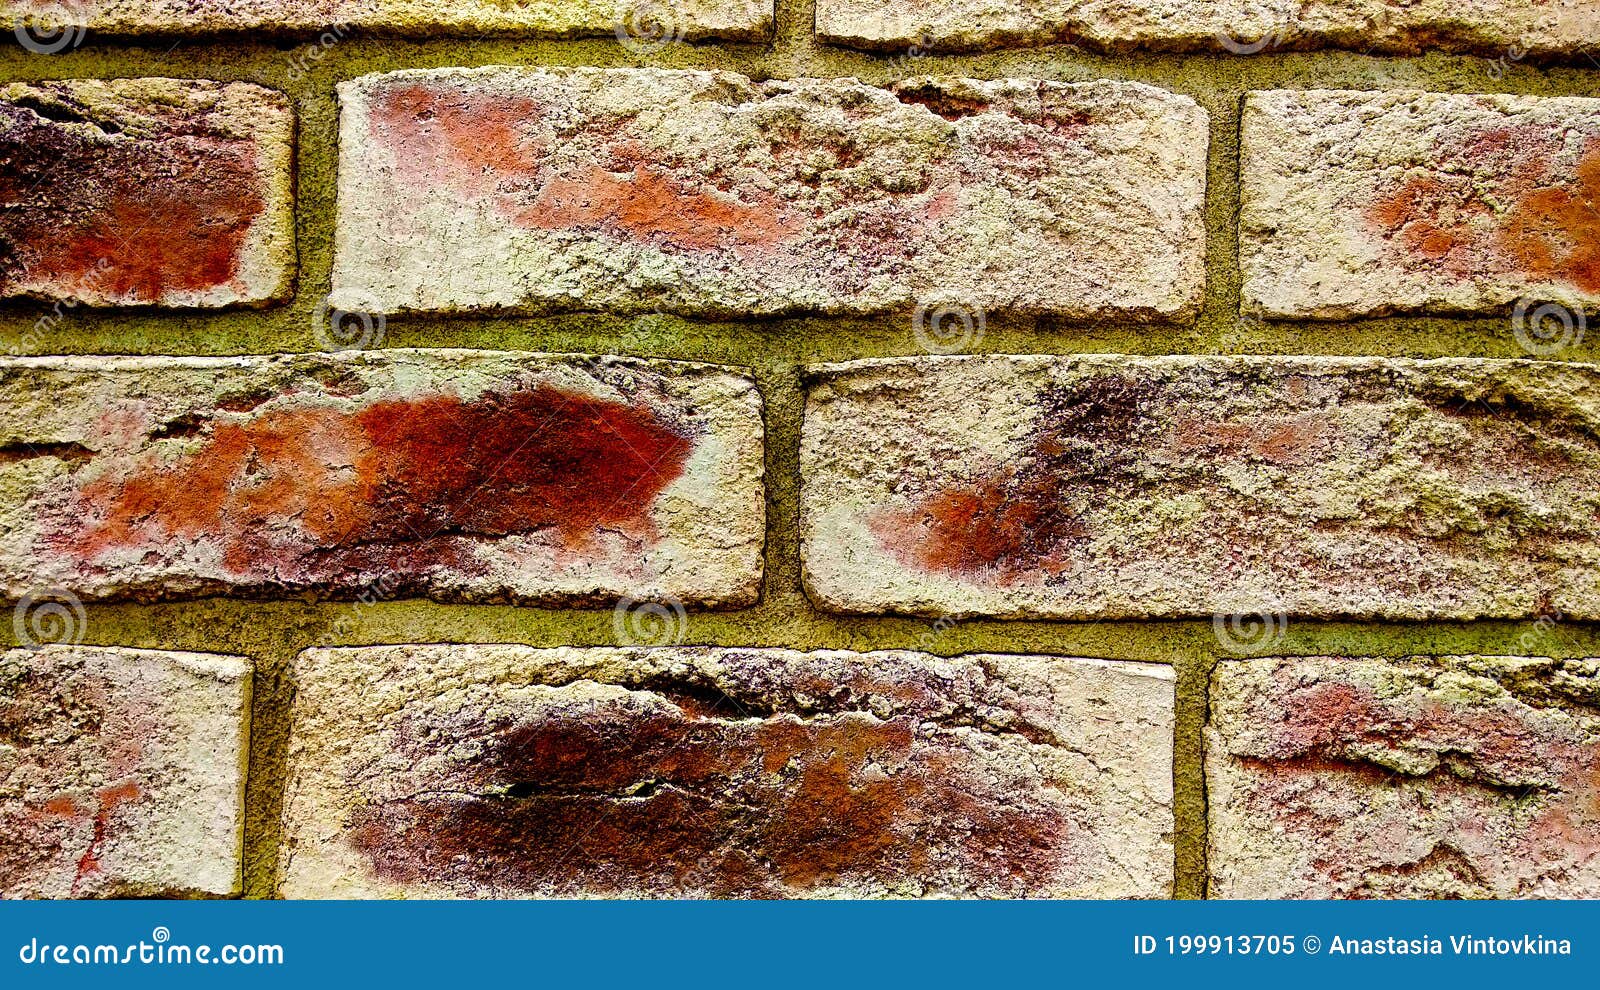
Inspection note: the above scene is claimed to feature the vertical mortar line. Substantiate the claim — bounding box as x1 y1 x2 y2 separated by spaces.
242 642 301 899
1173 641 1219 899
291 55 344 355
769 0 823 78
753 354 810 622
1195 82 1247 347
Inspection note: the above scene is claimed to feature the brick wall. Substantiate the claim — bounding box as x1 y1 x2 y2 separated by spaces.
0 0 1597 899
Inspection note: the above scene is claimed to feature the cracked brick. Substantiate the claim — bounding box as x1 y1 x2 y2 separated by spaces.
279 645 1176 898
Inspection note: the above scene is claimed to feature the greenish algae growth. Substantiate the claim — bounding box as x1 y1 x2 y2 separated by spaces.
1 1 1598 899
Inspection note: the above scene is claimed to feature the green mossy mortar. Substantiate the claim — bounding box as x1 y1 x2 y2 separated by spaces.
3 0 1600 899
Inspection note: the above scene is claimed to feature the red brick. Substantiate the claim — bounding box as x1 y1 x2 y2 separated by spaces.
0 646 250 898
0 79 294 310
333 67 1207 319
0 352 764 606
1209 655 1600 898
281 645 1176 898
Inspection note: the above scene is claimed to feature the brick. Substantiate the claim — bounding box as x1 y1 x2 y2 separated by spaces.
816 0 1600 56
0 79 294 310
1242 89 1600 319
801 355 1600 621
0 646 250 898
1 0 772 39
332 67 1207 320
1208 655 1600 898
279 645 1175 898
0 351 763 606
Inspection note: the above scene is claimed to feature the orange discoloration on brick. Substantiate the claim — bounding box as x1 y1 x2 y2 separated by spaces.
1368 129 1600 294
71 780 142 894
63 388 693 580
870 476 1085 579
1499 141 1600 294
372 84 545 194
1175 413 1335 466
870 377 1149 582
522 164 800 251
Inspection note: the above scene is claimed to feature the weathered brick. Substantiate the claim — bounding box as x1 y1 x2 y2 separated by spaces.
0 646 250 898
332 67 1207 320
1208 655 1600 898
0 351 763 605
801 355 1600 620
0 0 772 40
1242 89 1600 319
0 79 294 310
280 645 1175 898
817 0 1600 56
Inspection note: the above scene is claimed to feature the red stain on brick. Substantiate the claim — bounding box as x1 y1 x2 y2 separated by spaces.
372 84 544 194
348 687 1065 896
0 93 268 303
871 476 1085 578
372 84 798 251
1234 668 1600 894
70 780 142 894
521 164 799 251
1368 128 1600 293
870 377 1147 581
64 388 693 582
1175 412 1334 466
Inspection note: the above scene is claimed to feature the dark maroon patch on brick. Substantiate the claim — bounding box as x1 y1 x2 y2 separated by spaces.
0 90 266 303
347 686 1067 897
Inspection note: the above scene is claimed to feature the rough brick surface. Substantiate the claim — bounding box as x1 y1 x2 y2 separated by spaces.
1242 89 1600 319
333 67 1207 319
0 646 250 899
1208 655 1600 898
0 351 763 606
816 0 1600 55
280 645 1175 898
0 78 294 310
801 355 1600 621
0 0 772 39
